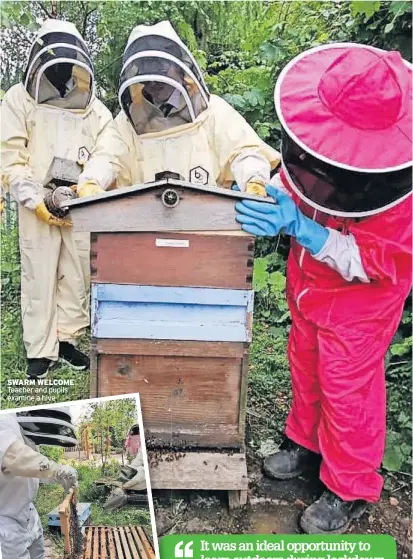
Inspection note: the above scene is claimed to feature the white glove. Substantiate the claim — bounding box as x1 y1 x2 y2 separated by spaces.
53 464 78 492
231 148 271 191
123 468 146 491
9 177 43 210
2 439 77 491
103 487 128 510
123 450 146 490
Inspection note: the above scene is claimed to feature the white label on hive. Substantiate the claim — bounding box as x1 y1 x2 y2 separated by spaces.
155 239 190 248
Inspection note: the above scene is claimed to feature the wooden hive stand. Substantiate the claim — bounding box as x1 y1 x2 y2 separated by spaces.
66 179 273 508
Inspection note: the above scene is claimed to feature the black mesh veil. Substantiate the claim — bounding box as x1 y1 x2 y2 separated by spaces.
24 30 93 109
281 128 412 217
119 29 209 134
17 409 78 448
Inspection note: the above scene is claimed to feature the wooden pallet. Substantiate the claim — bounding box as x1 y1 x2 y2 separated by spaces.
149 449 248 508
82 526 155 559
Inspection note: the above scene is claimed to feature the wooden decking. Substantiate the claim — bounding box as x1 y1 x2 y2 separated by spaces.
82 526 155 559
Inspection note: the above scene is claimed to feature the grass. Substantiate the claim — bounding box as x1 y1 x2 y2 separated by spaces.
0 306 91 408
1 216 90 408
247 321 291 452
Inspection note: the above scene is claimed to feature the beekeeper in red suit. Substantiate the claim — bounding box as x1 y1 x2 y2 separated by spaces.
235 43 412 534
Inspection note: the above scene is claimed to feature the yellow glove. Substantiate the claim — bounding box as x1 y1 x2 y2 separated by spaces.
76 180 105 198
245 180 267 197
0 197 5 219
35 201 72 227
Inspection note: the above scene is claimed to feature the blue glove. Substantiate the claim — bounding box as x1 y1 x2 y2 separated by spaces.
235 185 329 255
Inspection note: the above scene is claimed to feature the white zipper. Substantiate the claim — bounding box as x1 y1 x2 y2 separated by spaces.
296 288 309 311
298 208 318 268
297 209 319 311
299 246 306 268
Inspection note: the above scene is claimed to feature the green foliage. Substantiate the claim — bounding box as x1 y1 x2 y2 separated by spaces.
247 322 291 450
252 252 290 327
77 399 138 473
90 504 151 527
384 299 412 472
73 459 122 501
1 209 91 406
390 335 412 357
383 431 411 473
40 446 64 462
1 212 21 303
348 1 412 60
0 301 91 408
351 1 381 19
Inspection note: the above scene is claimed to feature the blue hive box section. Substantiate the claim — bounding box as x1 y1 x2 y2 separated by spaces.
47 503 91 527
91 284 254 342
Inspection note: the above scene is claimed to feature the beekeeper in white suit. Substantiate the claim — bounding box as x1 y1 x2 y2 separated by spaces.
0 408 78 559
78 20 280 196
1 19 113 379
103 424 146 510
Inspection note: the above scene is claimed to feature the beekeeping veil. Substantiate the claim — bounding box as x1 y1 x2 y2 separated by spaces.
16 406 78 447
23 19 93 110
275 43 412 218
119 21 210 134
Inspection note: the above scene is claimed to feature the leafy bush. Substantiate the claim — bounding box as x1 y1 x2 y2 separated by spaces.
40 446 64 462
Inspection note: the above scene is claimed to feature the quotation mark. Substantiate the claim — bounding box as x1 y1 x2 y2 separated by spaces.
175 541 193 558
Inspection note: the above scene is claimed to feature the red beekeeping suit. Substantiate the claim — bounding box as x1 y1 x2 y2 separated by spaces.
271 42 412 502
281 168 412 502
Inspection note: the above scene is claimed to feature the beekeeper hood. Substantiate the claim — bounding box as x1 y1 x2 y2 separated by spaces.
119 21 210 134
275 43 412 218
23 19 93 109
16 406 78 447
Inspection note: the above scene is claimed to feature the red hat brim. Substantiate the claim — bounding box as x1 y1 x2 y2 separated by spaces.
274 43 412 172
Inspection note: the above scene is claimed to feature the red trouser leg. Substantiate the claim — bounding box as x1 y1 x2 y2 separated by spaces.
285 300 321 454
317 325 386 502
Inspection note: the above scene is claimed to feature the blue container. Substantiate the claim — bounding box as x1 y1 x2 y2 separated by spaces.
47 503 91 527
91 283 254 342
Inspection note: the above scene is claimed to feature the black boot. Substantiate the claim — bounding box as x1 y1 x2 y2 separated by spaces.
59 342 90 370
300 489 368 534
27 358 52 379
263 437 321 480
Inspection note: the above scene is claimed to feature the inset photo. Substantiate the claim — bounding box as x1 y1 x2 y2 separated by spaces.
0 394 158 559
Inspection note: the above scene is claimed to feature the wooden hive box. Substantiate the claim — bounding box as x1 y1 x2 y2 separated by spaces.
66 179 272 506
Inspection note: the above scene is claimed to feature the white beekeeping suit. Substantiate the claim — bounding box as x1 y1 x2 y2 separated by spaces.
0 408 78 559
1 19 113 379
78 21 280 197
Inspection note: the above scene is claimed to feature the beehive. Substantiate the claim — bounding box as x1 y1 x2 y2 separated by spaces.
66 179 272 506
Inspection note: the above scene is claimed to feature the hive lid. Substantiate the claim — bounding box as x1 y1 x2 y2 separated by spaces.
64 178 276 209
